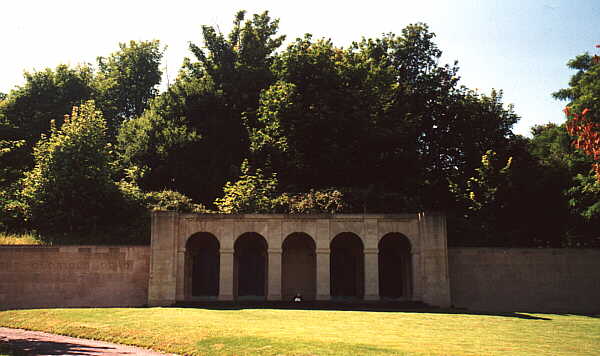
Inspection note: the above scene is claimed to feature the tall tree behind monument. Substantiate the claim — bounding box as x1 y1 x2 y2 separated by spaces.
118 11 285 203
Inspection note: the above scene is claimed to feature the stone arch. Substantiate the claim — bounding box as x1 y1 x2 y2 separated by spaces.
234 232 268 299
378 233 412 299
282 233 316 301
330 232 364 299
185 232 220 298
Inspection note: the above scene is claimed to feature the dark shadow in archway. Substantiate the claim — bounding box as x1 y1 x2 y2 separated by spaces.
330 232 364 299
234 232 268 299
185 232 220 299
379 233 412 299
282 233 316 301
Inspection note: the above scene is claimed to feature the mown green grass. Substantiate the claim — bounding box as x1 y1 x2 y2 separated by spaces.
0 308 598 356
0 232 44 245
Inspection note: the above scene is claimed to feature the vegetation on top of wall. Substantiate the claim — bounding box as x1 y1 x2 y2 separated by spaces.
0 231 44 245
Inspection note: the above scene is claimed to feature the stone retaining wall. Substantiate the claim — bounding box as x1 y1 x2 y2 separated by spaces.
0 245 150 309
2 244 599 312
448 247 600 313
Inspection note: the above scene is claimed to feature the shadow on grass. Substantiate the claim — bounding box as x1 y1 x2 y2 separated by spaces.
0 338 114 356
171 300 561 320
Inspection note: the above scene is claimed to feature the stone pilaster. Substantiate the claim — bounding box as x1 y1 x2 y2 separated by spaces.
175 249 185 300
316 248 330 300
218 248 234 300
315 219 331 300
267 248 282 300
364 248 379 300
418 212 451 307
148 211 179 306
411 252 422 301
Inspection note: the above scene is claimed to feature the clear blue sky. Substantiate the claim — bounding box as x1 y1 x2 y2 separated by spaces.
2 0 599 136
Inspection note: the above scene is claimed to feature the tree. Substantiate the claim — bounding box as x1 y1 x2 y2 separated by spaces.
565 107 600 179
0 65 95 182
248 25 518 212
0 140 24 187
449 150 513 246
526 123 590 233
553 46 600 241
20 101 120 235
118 11 285 204
0 65 95 142
553 46 600 122
529 123 589 172
446 124 599 248
249 31 426 206
554 45 600 180
95 40 164 135
0 139 27 231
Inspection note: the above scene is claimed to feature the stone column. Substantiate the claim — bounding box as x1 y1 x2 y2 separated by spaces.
364 248 379 300
267 248 282 300
218 248 234 301
315 218 331 301
316 248 330 300
363 218 379 301
175 249 186 301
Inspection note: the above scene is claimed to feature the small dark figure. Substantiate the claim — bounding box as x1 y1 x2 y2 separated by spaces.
293 293 302 303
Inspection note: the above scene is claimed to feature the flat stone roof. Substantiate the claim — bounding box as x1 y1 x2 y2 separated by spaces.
153 211 443 220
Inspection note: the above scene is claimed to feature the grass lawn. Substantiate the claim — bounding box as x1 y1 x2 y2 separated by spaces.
0 308 598 356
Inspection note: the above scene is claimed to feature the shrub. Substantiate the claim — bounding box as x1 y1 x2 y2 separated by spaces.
145 190 211 213
277 189 348 214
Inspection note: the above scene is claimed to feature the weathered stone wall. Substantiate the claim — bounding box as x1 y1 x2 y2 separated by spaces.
449 248 600 313
4 242 598 312
0 245 150 310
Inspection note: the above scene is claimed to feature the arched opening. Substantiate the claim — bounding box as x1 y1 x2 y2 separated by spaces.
185 232 220 299
330 232 364 299
282 233 316 301
234 232 268 299
378 233 412 299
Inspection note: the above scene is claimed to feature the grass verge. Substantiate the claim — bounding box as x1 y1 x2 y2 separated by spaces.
0 232 44 245
0 308 598 355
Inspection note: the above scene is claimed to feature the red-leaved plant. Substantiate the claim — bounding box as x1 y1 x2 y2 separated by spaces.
565 106 600 180
564 44 600 181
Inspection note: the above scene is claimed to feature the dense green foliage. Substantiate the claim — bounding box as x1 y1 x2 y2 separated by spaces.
553 49 600 223
248 31 518 216
0 40 163 185
0 10 598 246
0 65 96 182
20 101 120 234
553 51 600 123
95 40 164 136
118 11 285 203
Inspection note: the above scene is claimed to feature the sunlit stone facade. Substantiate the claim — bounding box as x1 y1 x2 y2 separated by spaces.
148 211 451 307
